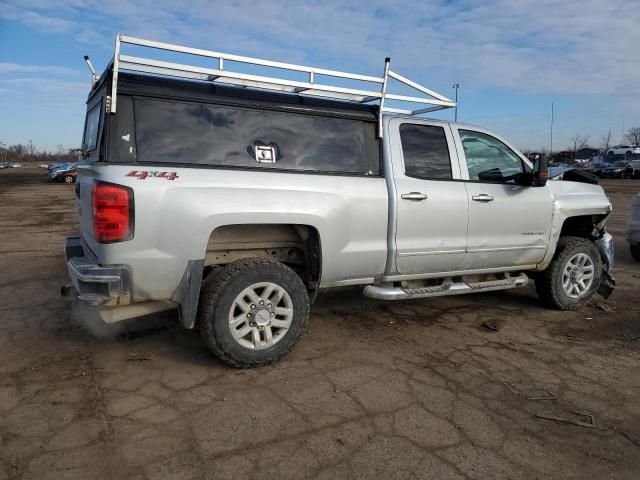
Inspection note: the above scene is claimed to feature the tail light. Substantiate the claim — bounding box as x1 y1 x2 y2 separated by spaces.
92 182 134 243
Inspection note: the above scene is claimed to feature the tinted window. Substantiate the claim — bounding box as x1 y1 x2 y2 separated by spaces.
133 98 379 175
83 101 102 151
399 124 452 180
459 130 524 183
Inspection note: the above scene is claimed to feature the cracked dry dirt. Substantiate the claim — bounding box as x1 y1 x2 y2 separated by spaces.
1 167 639 480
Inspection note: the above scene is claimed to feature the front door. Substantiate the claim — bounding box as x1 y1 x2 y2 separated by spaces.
452 127 553 270
391 119 469 275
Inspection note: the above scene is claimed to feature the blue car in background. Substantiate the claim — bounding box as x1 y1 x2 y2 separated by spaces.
48 162 78 183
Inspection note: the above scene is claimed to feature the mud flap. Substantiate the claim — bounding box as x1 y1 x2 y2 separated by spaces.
171 259 204 329
597 271 615 299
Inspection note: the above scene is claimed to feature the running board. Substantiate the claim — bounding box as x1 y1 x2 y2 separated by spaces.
363 274 529 301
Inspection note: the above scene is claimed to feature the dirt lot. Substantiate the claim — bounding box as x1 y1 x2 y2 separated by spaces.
1 166 639 480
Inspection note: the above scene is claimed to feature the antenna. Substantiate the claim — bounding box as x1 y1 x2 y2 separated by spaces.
84 55 99 85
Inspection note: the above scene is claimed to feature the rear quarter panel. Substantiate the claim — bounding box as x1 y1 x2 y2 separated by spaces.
77 164 388 301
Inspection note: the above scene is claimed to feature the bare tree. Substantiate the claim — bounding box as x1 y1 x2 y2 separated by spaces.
626 127 640 146
8 144 28 162
601 130 612 153
569 133 590 157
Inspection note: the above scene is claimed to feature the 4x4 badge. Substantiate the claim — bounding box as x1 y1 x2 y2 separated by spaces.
126 170 179 181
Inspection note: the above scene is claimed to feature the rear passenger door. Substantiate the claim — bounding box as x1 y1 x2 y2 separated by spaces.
390 118 469 275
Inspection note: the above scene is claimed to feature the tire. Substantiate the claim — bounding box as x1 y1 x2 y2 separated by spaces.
536 236 602 311
631 244 640 262
198 258 310 368
63 175 74 184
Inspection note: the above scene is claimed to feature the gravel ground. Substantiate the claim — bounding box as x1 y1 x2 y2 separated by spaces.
1 166 639 480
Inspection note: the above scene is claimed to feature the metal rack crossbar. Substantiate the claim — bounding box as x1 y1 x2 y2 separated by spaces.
98 33 456 137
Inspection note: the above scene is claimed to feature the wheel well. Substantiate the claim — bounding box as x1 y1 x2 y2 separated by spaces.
559 215 607 239
204 224 322 294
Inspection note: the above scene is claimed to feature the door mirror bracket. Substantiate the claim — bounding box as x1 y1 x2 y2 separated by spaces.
532 157 549 187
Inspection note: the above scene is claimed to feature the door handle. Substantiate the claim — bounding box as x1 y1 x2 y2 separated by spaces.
472 194 494 202
401 192 428 201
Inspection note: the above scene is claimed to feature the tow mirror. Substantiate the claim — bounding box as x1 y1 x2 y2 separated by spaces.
532 157 549 187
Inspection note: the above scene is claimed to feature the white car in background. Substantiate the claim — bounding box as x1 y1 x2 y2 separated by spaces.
607 145 640 158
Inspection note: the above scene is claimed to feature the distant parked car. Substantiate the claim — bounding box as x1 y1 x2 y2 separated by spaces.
607 145 640 158
0 162 10 169
598 161 629 178
48 164 77 183
39 164 49 169
584 162 610 176
10 163 22 168
624 160 640 179
628 193 640 261
48 162 71 173
573 158 590 167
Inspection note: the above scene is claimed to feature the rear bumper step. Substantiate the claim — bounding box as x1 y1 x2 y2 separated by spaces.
363 273 529 301
64 235 130 306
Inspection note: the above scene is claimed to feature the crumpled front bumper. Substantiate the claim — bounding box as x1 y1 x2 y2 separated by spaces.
64 236 131 306
595 231 615 298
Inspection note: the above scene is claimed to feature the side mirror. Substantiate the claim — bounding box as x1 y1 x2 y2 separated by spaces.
532 157 549 187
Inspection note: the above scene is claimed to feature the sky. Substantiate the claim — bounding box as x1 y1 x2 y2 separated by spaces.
0 0 639 153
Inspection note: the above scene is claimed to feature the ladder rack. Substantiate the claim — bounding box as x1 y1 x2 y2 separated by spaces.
101 33 456 137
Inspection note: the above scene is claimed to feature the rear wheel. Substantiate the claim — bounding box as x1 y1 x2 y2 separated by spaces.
198 258 310 368
63 175 74 184
536 236 602 310
631 244 640 262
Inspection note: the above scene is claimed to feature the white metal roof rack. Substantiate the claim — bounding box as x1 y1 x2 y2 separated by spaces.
102 33 456 137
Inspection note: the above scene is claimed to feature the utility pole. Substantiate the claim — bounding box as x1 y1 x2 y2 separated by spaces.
550 102 554 160
452 83 460 122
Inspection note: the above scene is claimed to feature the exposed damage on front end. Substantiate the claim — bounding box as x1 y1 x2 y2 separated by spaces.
594 224 615 299
544 180 616 299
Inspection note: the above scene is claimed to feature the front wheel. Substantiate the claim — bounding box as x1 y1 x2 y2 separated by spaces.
198 258 310 368
536 236 602 310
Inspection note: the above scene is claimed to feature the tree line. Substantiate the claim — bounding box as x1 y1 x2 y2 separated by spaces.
3 126 639 164
525 127 640 159
0 143 80 164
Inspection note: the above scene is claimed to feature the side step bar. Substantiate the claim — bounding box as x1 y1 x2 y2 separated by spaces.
363 273 529 301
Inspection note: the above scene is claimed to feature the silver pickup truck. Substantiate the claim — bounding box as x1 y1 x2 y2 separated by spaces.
65 35 615 367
